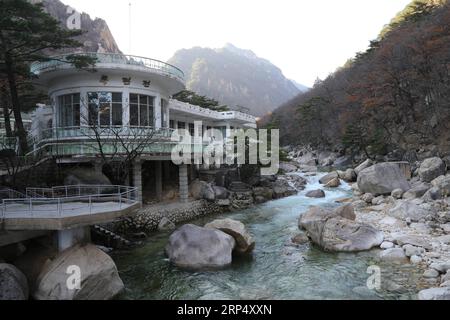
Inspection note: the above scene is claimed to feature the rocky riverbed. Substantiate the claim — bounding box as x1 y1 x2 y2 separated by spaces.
112 161 447 299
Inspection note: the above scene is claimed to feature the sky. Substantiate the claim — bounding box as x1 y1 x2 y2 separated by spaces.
61 0 411 87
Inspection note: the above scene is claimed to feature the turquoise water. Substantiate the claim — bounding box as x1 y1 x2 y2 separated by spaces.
113 174 422 300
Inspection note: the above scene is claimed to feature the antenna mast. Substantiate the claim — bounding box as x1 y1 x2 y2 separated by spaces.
128 2 132 53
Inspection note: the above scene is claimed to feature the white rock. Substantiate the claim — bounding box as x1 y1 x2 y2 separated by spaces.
361 193 374 204
372 196 385 206
380 241 394 249
379 248 408 264
403 244 425 257
410 255 422 264
391 189 404 199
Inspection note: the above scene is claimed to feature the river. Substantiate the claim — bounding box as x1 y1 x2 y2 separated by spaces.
113 173 423 300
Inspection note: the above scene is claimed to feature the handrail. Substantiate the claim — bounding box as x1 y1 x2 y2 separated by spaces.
30 52 185 83
2 185 138 219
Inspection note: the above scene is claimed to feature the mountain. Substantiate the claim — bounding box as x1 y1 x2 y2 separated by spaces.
290 80 309 93
266 0 450 158
168 43 304 117
37 0 121 54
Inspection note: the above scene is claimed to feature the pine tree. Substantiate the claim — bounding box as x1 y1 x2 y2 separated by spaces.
0 0 96 154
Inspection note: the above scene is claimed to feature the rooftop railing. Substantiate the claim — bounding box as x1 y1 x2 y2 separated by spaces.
30 52 185 83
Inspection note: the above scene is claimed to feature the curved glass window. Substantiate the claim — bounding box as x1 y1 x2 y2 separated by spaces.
57 93 80 127
88 92 122 126
130 94 154 127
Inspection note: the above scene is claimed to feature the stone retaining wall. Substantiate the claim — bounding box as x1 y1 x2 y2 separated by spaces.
114 200 224 233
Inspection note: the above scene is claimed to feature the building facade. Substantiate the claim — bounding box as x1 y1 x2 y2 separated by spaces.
29 52 257 203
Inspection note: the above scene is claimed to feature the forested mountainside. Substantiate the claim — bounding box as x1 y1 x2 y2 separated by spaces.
39 0 121 54
168 44 304 117
266 0 450 159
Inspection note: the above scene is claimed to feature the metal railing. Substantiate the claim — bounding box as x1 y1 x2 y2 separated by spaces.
2 185 138 219
37 125 175 141
0 188 27 200
30 52 185 83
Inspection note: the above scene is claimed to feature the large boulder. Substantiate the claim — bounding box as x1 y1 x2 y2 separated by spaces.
403 182 431 199
33 244 124 300
343 169 357 182
333 156 352 169
189 180 215 201
357 163 411 195
324 177 341 188
319 172 338 185
205 218 255 254
279 162 298 173
212 186 230 200
388 200 435 222
64 167 111 186
305 189 325 198
272 179 297 199
431 175 450 197
418 287 450 300
0 263 29 300
298 206 383 252
354 159 373 176
166 224 235 269
418 157 446 183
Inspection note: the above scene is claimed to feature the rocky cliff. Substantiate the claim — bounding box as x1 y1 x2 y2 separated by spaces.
37 0 121 54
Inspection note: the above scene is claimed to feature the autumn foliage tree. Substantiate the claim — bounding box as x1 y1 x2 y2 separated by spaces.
268 0 450 159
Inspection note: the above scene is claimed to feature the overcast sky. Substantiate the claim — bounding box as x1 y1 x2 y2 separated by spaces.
61 0 411 87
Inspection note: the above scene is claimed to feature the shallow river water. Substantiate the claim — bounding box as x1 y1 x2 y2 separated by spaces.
113 173 423 300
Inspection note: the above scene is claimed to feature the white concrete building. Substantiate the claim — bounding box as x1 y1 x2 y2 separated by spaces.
29 52 257 204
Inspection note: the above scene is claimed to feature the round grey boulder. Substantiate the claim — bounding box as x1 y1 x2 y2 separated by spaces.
418 157 446 183
357 163 410 195
0 263 29 300
205 218 255 254
298 206 383 252
305 189 325 198
166 224 235 269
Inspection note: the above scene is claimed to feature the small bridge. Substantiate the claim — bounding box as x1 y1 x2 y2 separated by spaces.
0 185 140 231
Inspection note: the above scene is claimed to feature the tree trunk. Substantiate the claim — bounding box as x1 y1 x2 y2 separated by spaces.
4 53 28 154
1 88 13 137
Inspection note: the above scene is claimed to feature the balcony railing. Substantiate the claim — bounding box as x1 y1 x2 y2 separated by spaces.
30 52 185 83
36 126 174 141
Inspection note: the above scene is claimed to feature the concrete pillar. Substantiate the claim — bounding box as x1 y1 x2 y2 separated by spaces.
133 158 143 204
79 88 88 126
123 88 130 126
154 94 161 129
179 164 188 203
56 227 90 252
155 161 162 201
